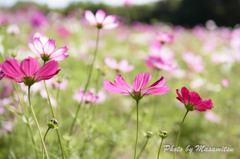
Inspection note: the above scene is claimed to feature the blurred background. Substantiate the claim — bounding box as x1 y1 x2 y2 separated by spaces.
1 0 240 27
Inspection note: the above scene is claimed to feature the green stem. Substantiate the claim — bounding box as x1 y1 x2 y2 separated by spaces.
69 28 100 135
28 86 49 159
134 100 139 159
43 81 65 159
136 138 149 159
14 83 39 159
44 127 51 142
173 110 189 159
157 139 164 159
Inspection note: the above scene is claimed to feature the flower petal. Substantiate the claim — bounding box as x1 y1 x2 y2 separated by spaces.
103 22 119 29
85 10 97 25
28 40 41 57
181 87 190 104
103 15 117 25
20 57 40 77
2 57 25 82
33 37 44 54
35 60 60 82
133 72 151 92
105 57 118 69
95 10 105 23
189 91 202 105
143 76 169 95
195 99 213 111
43 39 56 54
50 47 69 61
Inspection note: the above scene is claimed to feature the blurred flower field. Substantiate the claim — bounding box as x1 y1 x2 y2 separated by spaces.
0 6 240 159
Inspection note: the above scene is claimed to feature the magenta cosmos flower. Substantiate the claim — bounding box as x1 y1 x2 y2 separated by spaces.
103 72 170 101
1 57 60 86
0 63 5 80
28 37 69 62
85 10 119 29
176 87 213 111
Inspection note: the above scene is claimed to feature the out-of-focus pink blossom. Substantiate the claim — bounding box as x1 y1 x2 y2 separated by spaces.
40 90 57 107
155 32 173 44
176 87 213 111
124 0 133 6
57 27 70 38
30 11 47 28
221 78 230 87
7 24 20 35
105 57 134 73
0 12 9 25
103 73 170 101
2 121 13 132
1 57 60 86
46 78 68 90
182 52 205 73
204 111 221 123
85 10 119 29
28 37 69 62
73 89 99 104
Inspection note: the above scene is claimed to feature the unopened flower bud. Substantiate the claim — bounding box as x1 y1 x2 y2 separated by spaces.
11 52 17 58
47 118 58 129
144 131 153 138
159 130 168 139
56 79 63 83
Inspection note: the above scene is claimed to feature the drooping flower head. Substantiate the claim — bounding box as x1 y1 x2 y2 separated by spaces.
85 10 119 29
28 37 69 62
0 63 5 80
103 72 170 101
1 57 60 86
105 57 134 73
176 87 213 111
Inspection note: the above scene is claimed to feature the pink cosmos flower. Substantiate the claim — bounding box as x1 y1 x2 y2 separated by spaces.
176 87 213 111
28 37 69 62
1 57 60 86
7 24 20 35
30 11 47 28
156 32 173 44
85 10 119 29
221 78 230 87
103 72 170 101
0 63 5 80
73 89 99 104
105 57 134 73
46 78 68 90
204 111 220 123
124 0 133 6
182 52 205 73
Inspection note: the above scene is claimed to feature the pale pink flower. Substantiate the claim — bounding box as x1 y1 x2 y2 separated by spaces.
2 121 13 132
7 24 20 35
182 52 205 73
28 37 69 62
204 112 220 123
105 57 134 73
103 73 170 101
73 89 99 104
155 32 173 44
221 78 230 87
46 78 68 90
84 10 119 29
40 90 57 107
124 0 133 6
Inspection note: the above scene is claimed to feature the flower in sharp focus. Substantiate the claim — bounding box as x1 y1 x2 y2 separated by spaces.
1 57 60 86
105 57 134 73
176 87 213 111
103 72 170 101
85 10 119 29
28 37 69 62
